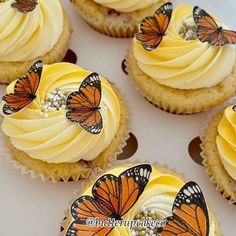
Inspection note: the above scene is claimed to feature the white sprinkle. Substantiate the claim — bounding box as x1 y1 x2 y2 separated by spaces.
141 206 146 212
48 93 54 99
54 102 59 107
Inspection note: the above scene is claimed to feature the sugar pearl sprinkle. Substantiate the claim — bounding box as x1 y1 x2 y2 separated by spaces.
37 88 68 118
131 207 160 236
179 21 197 41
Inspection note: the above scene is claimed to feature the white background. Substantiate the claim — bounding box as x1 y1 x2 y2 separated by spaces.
0 0 235 235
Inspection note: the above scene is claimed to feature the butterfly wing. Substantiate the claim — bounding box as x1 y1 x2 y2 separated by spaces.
66 73 103 134
11 0 38 13
2 60 42 116
193 6 236 46
220 29 236 45
158 216 194 236
14 60 43 95
2 94 34 115
193 6 218 44
159 182 209 236
136 2 173 51
66 221 113 236
92 164 152 218
66 195 113 236
92 174 120 215
118 164 152 216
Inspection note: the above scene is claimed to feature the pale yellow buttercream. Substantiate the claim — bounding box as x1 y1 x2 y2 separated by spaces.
217 106 236 180
0 0 63 61
93 0 161 12
1 63 121 164
66 165 216 235
133 4 235 89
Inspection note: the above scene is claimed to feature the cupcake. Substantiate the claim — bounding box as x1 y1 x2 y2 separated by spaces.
70 0 167 38
0 62 129 182
61 163 220 235
201 104 236 204
0 0 72 84
128 3 236 114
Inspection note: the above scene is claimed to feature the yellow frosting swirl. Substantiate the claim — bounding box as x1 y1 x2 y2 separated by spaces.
69 164 215 235
217 106 236 180
93 0 160 12
0 0 63 62
133 4 235 89
1 63 121 163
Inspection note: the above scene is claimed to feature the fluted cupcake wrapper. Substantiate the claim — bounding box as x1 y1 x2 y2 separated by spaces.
0 11 72 84
71 0 167 38
0 81 131 183
60 158 221 236
127 42 236 115
200 96 236 204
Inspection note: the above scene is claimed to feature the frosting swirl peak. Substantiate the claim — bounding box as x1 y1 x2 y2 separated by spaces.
0 0 63 61
1 63 121 163
133 4 235 89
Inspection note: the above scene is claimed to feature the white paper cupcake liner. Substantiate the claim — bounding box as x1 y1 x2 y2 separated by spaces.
0 82 132 183
72 0 168 38
0 119 131 183
200 96 236 204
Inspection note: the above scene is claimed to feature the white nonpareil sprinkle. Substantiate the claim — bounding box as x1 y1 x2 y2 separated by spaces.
37 88 69 119
131 208 161 236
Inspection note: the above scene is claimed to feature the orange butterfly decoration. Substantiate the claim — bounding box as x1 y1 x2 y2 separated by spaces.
136 2 173 51
66 73 103 134
11 0 38 13
158 181 209 236
193 6 236 47
2 60 43 116
66 164 152 236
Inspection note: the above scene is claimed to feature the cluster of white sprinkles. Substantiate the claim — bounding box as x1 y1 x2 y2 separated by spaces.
37 88 69 118
179 21 197 40
131 207 161 236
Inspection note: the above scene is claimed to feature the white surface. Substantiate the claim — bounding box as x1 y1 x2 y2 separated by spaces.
0 0 235 235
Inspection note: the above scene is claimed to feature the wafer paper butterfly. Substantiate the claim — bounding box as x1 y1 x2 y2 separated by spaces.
2 60 43 115
136 2 173 51
193 6 236 47
11 0 38 13
65 72 103 135
66 164 152 236
158 181 210 236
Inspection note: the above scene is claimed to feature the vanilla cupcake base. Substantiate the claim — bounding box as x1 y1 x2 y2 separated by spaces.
201 111 236 204
1 82 129 182
0 12 72 84
60 163 221 236
128 47 236 114
71 0 166 38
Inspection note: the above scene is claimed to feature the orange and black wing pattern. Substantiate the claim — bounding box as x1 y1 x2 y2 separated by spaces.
11 0 38 13
2 60 43 115
66 72 103 134
92 174 120 215
66 196 113 236
65 164 152 236
158 182 209 236
118 164 152 216
193 6 236 46
136 2 173 51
